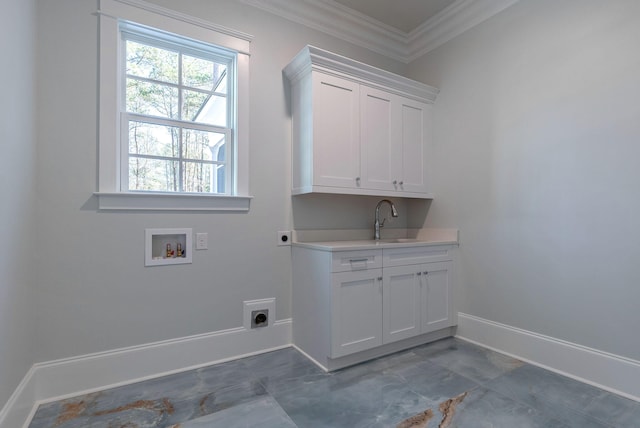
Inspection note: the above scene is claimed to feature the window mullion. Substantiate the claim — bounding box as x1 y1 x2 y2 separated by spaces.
178 51 184 192
126 113 229 134
178 128 184 192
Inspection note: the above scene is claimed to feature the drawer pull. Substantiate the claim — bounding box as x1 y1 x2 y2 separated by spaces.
349 258 369 263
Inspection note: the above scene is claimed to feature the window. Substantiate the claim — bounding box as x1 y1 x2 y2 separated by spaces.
97 0 252 211
122 23 233 194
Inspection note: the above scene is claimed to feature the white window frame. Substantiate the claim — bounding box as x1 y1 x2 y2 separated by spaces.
96 0 253 211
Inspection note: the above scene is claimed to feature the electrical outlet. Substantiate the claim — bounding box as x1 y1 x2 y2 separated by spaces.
277 230 292 246
195 233 208 250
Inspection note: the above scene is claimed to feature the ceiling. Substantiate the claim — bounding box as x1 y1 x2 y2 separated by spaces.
331 0 456 33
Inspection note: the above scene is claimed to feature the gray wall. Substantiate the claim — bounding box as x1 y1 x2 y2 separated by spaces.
33 0 408 363
0 0 37 408
408 0 640 360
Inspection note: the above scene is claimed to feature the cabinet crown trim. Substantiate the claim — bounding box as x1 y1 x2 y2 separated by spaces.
284 45 439 104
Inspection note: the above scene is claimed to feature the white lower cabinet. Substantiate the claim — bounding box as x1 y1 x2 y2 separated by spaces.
331 269 383 358
421 261 454 333
383 266 422 343
383 261 453 344
292 244 456 370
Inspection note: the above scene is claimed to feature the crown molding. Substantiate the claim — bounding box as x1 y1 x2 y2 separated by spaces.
240 0 519 63
240 0 409 62
407 0 520 62
283 45 439 103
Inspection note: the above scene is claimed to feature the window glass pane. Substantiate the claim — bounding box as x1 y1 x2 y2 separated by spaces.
184 91 227 126
127 79 179 119
129 121 179 158
182 90 209 122
181 56 227 92
214 164 226 193
214 73 227 94
182 129 225 162
126 40 178 84
183 55 212 90
183 162 219 193
129 157 178 192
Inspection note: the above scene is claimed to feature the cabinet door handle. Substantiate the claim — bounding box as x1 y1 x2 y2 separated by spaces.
355 177 361 184
423 271 428 275
392 180 397 185
417 272 422 276
399 181 404 186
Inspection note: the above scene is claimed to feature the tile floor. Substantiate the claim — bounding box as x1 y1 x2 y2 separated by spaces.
29 338 640 427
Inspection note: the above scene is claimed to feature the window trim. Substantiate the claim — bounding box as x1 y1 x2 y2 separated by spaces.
96 0 253 211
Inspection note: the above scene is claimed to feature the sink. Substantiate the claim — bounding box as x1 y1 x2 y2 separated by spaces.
378 238 419 244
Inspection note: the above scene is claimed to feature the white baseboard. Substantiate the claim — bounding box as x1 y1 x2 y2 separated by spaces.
0 319 292 428
456 313 640 401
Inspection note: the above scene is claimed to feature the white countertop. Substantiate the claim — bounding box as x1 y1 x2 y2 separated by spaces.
292 228 459 251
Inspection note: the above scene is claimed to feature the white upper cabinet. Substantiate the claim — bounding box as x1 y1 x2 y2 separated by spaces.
360 87 431 194
284 46 439 198
311 73 361 189
399 98 431 194
360 86 397 192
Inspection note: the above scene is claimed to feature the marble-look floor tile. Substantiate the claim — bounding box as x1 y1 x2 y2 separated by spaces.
389 359 478 402
447 387 563 428
30 371 268 428
585 392 640 428
413 337 524 383
270 371 416 428
28 343 638 428
168 396 298 428
484 364 630 428
243 347 326 389
615 404 640 428
269 354 478 428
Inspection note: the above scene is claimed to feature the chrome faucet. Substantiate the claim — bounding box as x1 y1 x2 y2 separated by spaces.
374 199 398 240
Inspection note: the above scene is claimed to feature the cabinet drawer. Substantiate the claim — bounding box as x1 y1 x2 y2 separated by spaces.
383 245 453 267
332 250 383 272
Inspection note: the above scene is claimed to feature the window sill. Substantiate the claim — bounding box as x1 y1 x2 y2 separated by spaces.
94 192 252 212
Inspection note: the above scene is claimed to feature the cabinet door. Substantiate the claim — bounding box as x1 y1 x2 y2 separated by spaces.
383 265 421 344
399 98 430 194
421 261 454 333
359 86 401 191
331 269 383 358
312 72 361 189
